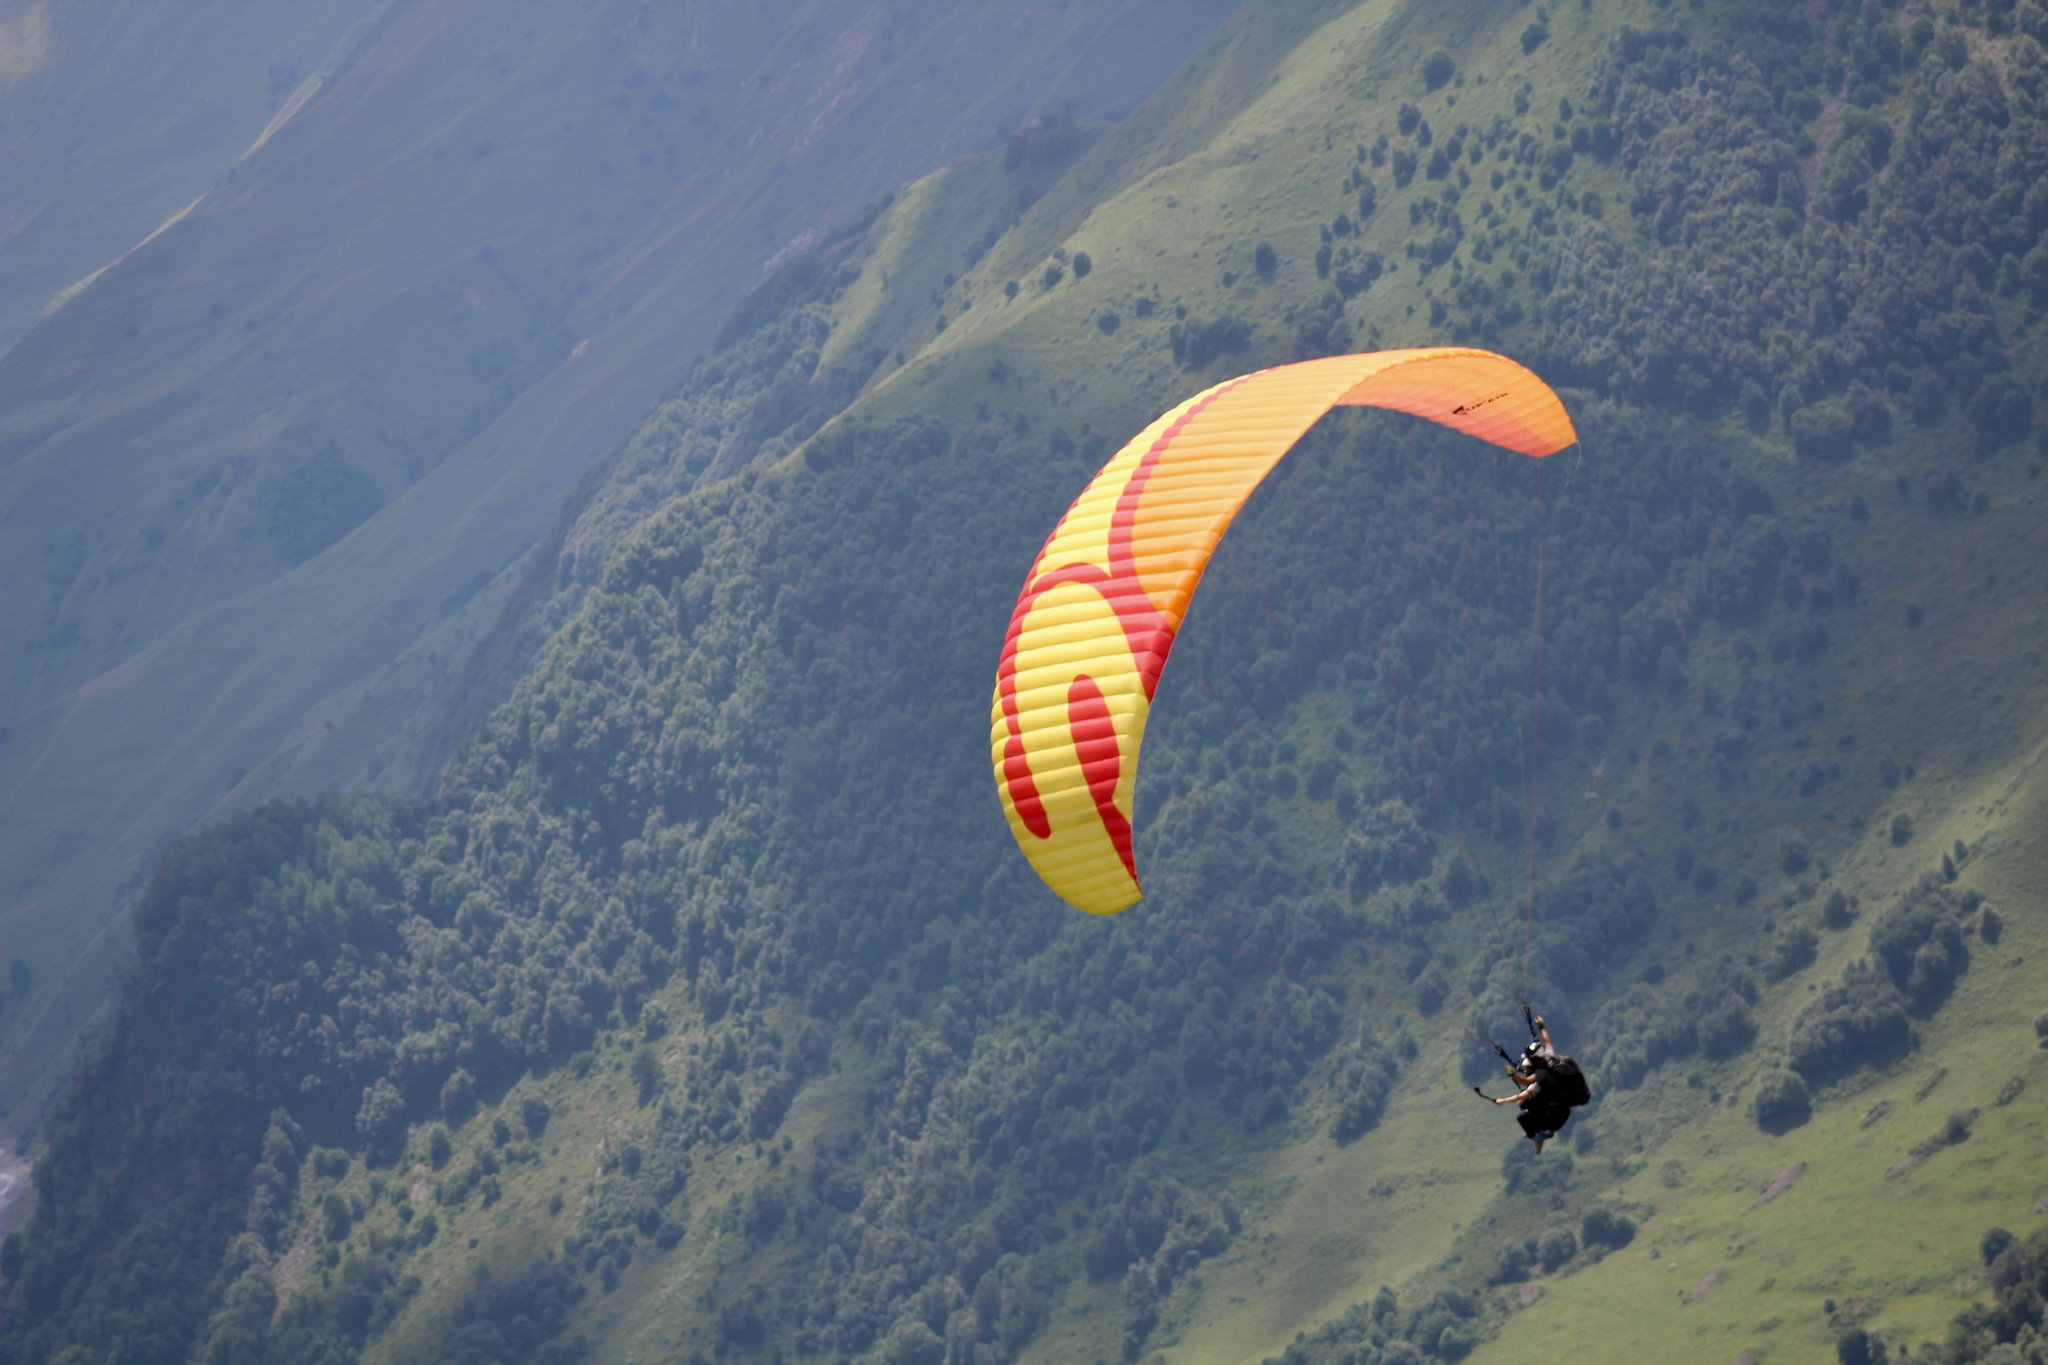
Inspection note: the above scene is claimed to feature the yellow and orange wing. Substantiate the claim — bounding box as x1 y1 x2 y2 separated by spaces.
989 349 1575 914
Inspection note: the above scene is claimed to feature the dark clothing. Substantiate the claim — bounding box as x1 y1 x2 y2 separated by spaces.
1490 1017 1590 1148
1541 1056 1591 1107
1518 1102 1572 1140
1515 1053 1588 1143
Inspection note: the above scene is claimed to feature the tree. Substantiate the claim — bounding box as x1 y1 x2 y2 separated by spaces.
358 1083 407 1165
1752 1069 1811 1132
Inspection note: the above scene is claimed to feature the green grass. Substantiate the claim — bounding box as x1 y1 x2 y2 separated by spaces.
1482 757 2048 1364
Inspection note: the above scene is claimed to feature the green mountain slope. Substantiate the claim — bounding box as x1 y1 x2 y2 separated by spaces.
0 0 1244 1116
5 3 2048 1365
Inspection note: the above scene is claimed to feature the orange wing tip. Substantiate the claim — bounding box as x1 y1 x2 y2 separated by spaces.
1335 349 1576 458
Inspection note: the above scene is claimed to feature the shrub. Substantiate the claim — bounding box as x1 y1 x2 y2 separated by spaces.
1582 983 1695 1089
742 1184 786 1239
1423 50 1455 90
2034 1010 2048 1047
1766 923 1818 982
885 1321 945 1365
1414 964 1449 1016
719 1299 766 1347
1752 1069 1811 1132
1439 852 1477 907
1869 880 1969 1014
1778 834 1811 876
1786 961 1910 1084
632 1046 661 1100
1292 291 1350 359
322 1191 352 1242
1790 402 1854 459
1890 812 1913 845
1731 378 1771 431
357 1079 408 1163
1489 1240 1534 1284
1343 801 1435 895
1697 994 1757 1059
1071 252 1092 279
1330 246 1383 298
1968 375 2032 437
1501 1140 1572 1195
1536 1226 1578 1270
1816 139 1874 222
1581 1208 1636 1249
440 1067 476 1121
1329 1032 1401 1143
1168 315 1249 369
1253 242 1278 280
1846 382 1892 443
1907 368 1947 423
1433 1323 1474 1361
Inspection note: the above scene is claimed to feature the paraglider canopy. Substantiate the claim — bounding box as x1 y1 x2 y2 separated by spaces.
988 349 1576 914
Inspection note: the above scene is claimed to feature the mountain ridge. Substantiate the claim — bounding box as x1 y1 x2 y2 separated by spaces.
0 0 1245 1115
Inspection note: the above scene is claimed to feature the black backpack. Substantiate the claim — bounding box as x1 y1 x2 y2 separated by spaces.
1542 1056 1591 1108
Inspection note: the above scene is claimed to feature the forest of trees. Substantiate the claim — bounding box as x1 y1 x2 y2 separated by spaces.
1542 8 2048 457
3 6 2042 1365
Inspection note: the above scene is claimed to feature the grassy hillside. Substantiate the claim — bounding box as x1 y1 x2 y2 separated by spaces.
0 0 1243 1118
0 0 378 349
5 3 2048 1365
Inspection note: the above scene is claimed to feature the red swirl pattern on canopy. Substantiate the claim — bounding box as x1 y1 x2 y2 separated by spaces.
989 349 1577 914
